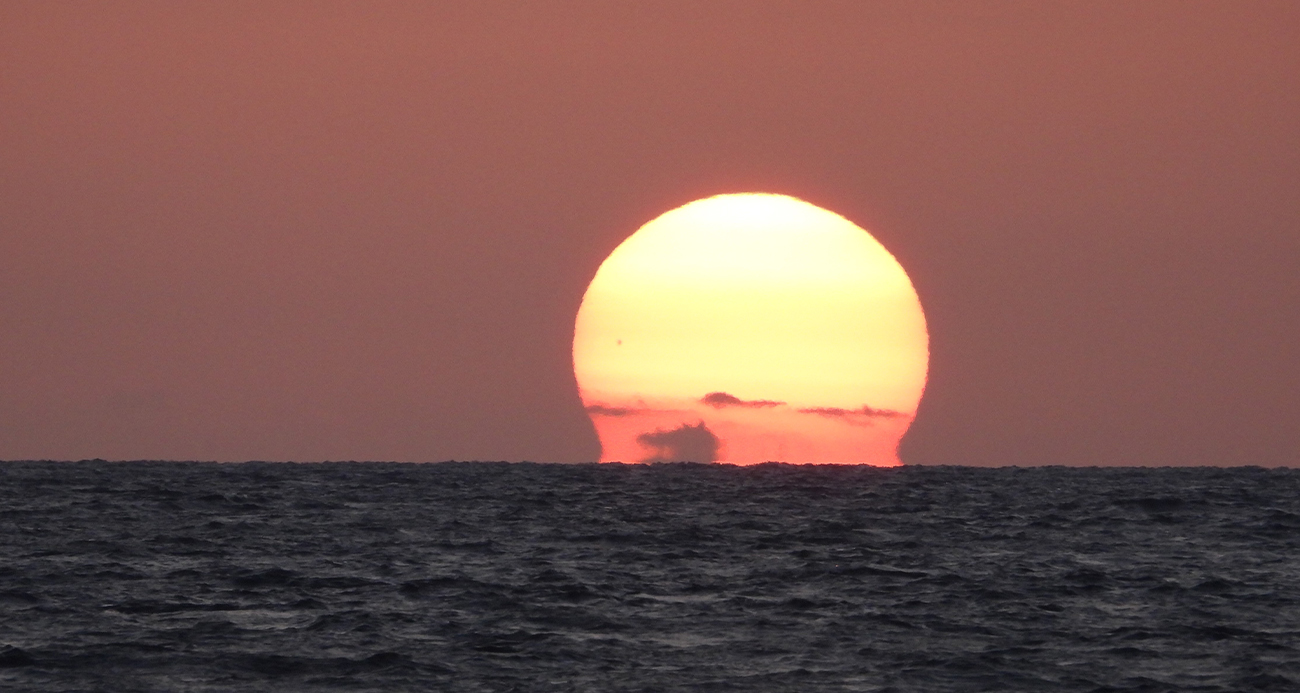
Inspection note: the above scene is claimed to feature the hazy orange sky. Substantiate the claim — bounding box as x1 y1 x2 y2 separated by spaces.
2 1 1297 465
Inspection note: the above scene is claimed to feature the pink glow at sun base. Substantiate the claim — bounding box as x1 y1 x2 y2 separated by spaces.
585 395 912 466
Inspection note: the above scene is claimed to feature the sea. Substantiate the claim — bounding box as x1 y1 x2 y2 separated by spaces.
0 461 1297 692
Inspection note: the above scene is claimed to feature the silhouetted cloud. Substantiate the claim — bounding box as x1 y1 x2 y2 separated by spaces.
636 421 720 463
585 404 644 417
797 405 906 422
701 392 785 409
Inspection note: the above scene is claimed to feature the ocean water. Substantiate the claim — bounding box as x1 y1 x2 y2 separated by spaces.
0 461 1297 692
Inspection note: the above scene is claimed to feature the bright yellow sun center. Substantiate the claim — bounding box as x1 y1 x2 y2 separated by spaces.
573 193 928 466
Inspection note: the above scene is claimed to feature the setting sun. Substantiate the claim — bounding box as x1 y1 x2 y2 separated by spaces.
574 193 928 465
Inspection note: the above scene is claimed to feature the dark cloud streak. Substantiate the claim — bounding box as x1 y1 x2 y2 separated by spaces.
701 392 784 409
798 405 907 423
585 404 643 417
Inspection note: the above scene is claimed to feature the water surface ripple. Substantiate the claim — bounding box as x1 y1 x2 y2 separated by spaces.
0 461 1297 691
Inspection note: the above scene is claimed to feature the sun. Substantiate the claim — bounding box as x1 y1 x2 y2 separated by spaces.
573 193 928 465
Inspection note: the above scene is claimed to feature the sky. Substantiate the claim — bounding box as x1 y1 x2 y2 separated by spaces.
1 0 1297 466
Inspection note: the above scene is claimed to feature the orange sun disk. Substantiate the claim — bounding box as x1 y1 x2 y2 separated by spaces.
573 193 928 466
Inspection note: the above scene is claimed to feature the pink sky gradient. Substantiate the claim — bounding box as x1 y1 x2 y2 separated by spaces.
1 1 1297 465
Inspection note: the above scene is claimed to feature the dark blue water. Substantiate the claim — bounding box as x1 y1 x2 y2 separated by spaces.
1 461 1297 691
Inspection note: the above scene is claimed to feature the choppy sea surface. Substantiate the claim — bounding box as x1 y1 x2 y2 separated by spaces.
1 461 1298 692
